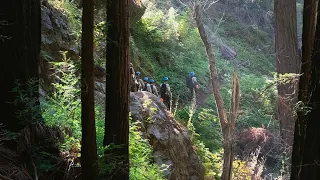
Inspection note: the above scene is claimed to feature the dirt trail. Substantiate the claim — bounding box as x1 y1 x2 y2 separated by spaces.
196 89 211 107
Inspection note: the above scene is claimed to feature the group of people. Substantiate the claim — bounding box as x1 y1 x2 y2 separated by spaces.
130 63 200 110
130 63 173 109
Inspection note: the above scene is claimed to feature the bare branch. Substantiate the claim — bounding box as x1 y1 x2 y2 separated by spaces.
176 0 189 7
204 0 220 11
213 10 225 36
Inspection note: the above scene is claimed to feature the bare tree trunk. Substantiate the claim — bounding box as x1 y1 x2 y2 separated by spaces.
274 0 299 147
194 1 240 179
80 0 99 179
0 0 41 132
104 0 130 179
291 0 318 179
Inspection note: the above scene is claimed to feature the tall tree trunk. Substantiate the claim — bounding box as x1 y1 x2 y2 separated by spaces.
274 0 299 147
291 0 318 179
195 1 240 179
0 0 41 132
104 0 130 179
80 0 99 179
294 3 320 179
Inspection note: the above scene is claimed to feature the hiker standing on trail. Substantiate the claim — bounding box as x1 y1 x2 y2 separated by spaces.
186 72 199 97
160 77 172 110
149 79 159 96
130 63 137 92
142 77 152 93
135 71 144 91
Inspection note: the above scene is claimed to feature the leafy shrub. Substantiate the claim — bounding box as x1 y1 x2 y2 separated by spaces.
129 118 165 180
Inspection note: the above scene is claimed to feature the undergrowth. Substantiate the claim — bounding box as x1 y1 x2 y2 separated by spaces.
40 56 164 179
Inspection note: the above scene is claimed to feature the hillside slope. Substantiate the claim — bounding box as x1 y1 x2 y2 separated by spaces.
130 0 283 177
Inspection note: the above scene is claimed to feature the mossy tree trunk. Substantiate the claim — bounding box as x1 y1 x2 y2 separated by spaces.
0 0 41 132
104 0 130 179
291 1 319 179
80 0 99 179
194 1 240 179
274 0 299 147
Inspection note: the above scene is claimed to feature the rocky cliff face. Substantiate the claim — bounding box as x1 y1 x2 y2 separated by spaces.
130 92 205 180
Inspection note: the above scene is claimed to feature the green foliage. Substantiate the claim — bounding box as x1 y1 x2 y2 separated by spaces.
39 54 164 179
102 143 128 176
131 2 278 178
232 159 252 179
34 151 60 172
41 54 82 139
275 73 300 85
40 53 104 157
131 9 210 102
42 0 281 178
185 115 252 179
11 78 42 125
237 74 277 128
186 118 221 179
101 116 165 179
193 108 223 152
295 101 312 116
129 118 165 180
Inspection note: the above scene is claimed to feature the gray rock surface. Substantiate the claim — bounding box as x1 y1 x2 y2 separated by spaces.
130 91 205 180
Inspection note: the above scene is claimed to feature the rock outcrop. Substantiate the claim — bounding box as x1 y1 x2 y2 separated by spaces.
130 91 205 180
41 1 78 60
129 0 146 26
40 1 79 90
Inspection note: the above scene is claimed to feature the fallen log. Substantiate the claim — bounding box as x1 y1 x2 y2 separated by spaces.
219 44 237 60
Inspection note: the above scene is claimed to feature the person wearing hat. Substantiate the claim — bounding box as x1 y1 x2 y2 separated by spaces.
186 71 199 98
135 71 144 91
142 77 152 93
129 63 137 92
160 77 172 110
149 79 159 96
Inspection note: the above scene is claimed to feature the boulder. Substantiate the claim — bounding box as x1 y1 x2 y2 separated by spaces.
130 92 205 180
129 0 146 26
41 1 78 59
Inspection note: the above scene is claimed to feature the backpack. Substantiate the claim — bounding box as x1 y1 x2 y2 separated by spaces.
150 84 155 94
143 82 148 91
186 76 194 88
160 83 167 97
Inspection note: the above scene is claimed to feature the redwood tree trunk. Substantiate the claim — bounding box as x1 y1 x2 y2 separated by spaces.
291 0 317 179
293 4 320 178
80 0 98 179
274 0 299 147
0 0 41 132
104 0 130 179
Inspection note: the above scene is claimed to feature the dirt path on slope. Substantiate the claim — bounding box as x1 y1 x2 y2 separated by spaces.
196 88 211 107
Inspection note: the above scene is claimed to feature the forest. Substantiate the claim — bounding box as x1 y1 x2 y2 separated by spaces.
0 0 319 179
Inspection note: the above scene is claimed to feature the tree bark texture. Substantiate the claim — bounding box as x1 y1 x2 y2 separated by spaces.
291 1 318 180
104 0 130 179
274 0 299 147
195 1 240 179
80 0 99 179
0 0 41 132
